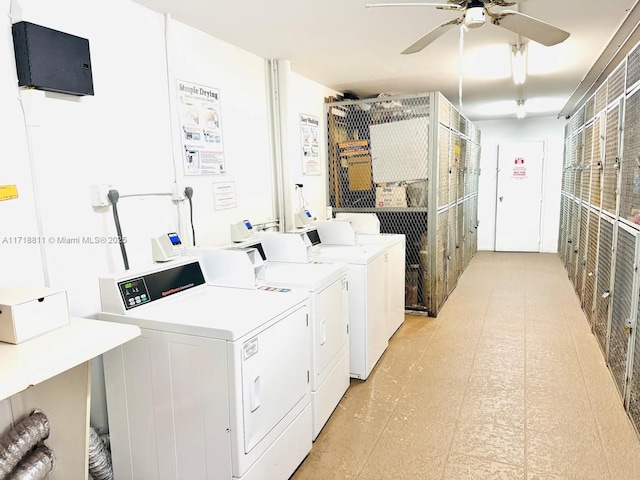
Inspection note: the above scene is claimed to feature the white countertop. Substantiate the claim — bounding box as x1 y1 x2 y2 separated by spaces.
0 317 140 400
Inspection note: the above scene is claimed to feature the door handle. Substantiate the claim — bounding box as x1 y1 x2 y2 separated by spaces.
499 196 504 202
251 376 261 412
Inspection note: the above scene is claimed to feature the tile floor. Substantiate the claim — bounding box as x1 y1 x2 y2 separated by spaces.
291 251 640 479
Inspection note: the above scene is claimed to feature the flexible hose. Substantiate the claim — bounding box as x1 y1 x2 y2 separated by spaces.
185 187 196 246
87 428 113 480
108 189 129 270
10 446 54 480
0 411 50 480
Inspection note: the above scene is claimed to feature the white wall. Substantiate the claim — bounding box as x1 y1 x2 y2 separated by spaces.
475 116 567 253
1 0 338 432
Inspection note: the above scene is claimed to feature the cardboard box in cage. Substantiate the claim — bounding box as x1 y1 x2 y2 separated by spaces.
375 184 407 208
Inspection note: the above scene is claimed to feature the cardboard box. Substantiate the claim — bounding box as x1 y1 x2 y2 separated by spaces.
375 185 407 208
347 156 372 191
0 287 70 344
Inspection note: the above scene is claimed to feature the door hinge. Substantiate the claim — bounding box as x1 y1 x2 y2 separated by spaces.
347 324 349 334
307 371 310 383
306 314 309 327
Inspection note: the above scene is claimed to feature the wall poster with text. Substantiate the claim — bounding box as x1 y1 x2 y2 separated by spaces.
300 114 320 175
177 80 226 176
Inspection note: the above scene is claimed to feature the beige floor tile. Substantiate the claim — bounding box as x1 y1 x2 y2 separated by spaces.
295 422 379 478
442 454 525 479
290 253 640 480
526 427 610 479
449 420 525 467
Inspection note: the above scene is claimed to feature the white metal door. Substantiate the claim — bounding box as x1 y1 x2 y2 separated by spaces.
313 274 349 388
241 306 308 453
495 141 545 252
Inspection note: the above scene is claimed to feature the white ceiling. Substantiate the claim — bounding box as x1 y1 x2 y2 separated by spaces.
132 0 640 121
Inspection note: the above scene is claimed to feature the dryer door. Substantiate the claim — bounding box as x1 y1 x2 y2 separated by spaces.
241 305 308 453
313 274 349 388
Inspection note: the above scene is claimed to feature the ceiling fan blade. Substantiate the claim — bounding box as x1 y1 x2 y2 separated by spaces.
485 0 527 7
402 18 462 54
492 10 570 46
365 2 463 10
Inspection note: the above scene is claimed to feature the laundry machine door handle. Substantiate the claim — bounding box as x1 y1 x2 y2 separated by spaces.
251 376 261 412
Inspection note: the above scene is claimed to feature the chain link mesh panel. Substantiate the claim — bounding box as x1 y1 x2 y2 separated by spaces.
585 94 596 124
603 105 620 214
438 125 450 207
591 119 603 208
449 133 460 205
609 227 636 398
608 62 626 106
575 130 585 201
627 43 640 90
558 195 568 264
562 45 640 442
596 82 608 114
621 89 640 225
584 210 600 322
628 281 640 433
325 93 479 316
595 217 614 353
568 133 578 195
576 205 589 297
447 206 456 295
568 198 581 285
583 124 594 202
435 210 448 310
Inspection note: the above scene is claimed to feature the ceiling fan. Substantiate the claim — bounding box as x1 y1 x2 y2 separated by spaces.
365 0 570 54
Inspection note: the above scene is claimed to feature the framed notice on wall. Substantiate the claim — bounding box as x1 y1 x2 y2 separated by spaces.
177 80 226 176
300 114 320 175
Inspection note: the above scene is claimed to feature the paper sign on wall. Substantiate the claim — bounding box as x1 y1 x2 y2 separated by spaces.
177 80 226 176
213 181 237 210
300 114 320 176
512 157 527 179
0 185 18 201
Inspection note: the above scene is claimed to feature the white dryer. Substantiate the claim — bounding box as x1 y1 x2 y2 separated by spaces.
98 258 312 480
333 213 407 339
309 242 389 380
261 260 349 439
355 233 405 339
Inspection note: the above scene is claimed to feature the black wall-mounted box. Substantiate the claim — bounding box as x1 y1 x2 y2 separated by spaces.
12 21 94 96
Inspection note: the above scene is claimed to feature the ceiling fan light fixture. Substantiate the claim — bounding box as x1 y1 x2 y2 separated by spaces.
464 6 485 28
511 44 527 85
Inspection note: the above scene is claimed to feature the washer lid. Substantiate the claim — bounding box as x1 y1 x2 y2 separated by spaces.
99 286 308 341
309 243 386 264
262 261 348 291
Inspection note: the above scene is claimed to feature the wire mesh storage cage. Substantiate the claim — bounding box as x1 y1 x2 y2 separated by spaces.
559 38 640 440
324 92 480 316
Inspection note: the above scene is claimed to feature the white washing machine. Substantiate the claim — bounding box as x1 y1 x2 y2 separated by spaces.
98 257 312 480
309 242 389 380
334 213 406 339
261 260 349 439
186 240 350 440
359 233 405 338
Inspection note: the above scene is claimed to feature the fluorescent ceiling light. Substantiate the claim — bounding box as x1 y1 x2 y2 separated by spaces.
516 100 526 119
512 44 527 85
465 44 511 80
525 97 567 113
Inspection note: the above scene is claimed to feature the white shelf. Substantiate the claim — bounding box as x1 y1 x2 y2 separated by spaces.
0 317 140 479
0 317 140 401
